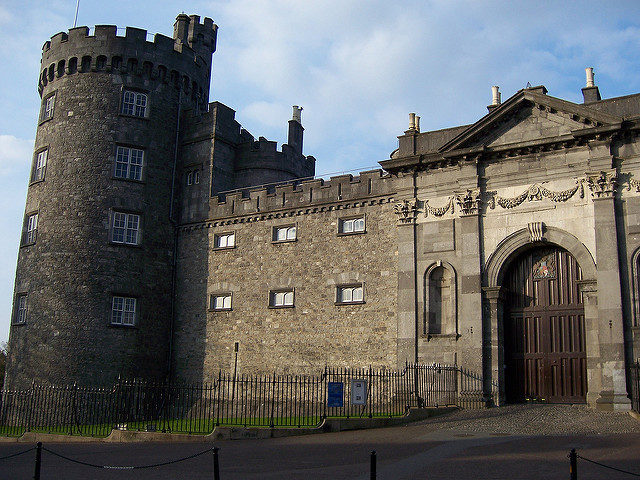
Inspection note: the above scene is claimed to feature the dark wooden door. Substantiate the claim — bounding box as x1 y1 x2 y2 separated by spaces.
504 247 586 403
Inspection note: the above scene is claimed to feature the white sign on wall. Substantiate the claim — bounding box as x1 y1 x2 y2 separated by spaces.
351 379 367 405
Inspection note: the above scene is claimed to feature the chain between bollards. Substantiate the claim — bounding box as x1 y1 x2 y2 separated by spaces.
569 448 577 480
213 446 220 480
33 442 42 480
370 450 376 480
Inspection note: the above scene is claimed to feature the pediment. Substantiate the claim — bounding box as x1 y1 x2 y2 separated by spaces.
439 89 622 153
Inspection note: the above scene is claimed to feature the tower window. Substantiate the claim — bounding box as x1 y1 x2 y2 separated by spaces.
22 213 38 246
115 146 144 181
273 225 296 242
31 149 48 183
40 93 56 123
210 294 232 311
336 284 364 304
269 289 294 308
13 294 27 324
111 296 136 326
111 212 140 245
121 90 147 117
213 232 235 249
186 169 200 186
338 216 365 235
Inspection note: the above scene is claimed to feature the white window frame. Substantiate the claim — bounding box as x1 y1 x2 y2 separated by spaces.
40 93 56 122
22 213 38 245
114 146 144 181
121 90 147 117
273 225 297 243
111 296 137 326
336 284 364 305
31 149 48 183
214 232 235 249
210 294 232 311
112 212 140 245
13 293 27 324
269 289 295 308
339 216 365 234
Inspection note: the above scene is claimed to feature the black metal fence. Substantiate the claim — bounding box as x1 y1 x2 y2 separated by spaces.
0 364 492 438
630 361 640 414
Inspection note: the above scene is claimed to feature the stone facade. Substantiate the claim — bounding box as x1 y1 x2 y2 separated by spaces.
6 15 640 411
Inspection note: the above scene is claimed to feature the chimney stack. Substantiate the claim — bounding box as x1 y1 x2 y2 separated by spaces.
287 106 304 155
487 86 501 113
582 67 601 103
407 113 420 133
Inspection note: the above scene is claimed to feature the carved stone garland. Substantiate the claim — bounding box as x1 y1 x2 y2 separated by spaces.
487 180 586 209
394 198 419 224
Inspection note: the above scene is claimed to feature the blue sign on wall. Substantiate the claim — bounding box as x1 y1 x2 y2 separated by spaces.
327 382 344 407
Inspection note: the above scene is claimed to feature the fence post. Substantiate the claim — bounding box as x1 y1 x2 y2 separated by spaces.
370 450 376 480
569 448 577 480
213 446 220 480
33 441 42 480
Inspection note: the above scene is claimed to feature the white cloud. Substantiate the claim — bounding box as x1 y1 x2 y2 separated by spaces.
0 135 33 175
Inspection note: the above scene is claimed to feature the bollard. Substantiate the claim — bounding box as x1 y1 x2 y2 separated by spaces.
213 447 220 480
370 450 376 480
569 448 577 480
33 442 42 480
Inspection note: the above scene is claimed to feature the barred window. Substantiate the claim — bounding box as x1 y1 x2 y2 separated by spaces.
22 213 38 245
111 296 136 325
40 93 55 122
269 290 294 308
31 149 48 183
115 146 144 181
13 294 27 324
214 232 235 249
336 285 364 304
121 90 147 117
112 212 140 245
210 294 232 311
339 217 365 234
273 226 296 242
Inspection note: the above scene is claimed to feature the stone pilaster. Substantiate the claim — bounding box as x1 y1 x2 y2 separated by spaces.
482 286 504 406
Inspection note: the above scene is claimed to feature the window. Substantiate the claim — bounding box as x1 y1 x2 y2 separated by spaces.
214 232 235 249
273 225 296 242
269 290 294 308
111 296 136 326
210 294 232 311
114 146 144 181
31 149 48 183
121 90 147 117
339 217 365 234
13 294 27 324
186 170 200 186
40 93 55 122
112 212 140 245
336 285 364 304
425 263 457 336
22 213 38 245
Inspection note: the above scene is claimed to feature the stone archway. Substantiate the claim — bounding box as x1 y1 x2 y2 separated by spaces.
482 226 597 405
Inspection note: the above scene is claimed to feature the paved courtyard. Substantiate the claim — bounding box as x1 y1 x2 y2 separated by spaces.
0 405 638 479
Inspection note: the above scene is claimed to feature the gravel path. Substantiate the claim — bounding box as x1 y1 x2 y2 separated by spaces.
413 403 640 436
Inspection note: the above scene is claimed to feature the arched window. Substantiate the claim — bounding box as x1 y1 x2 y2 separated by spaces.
81 56 91 73
96 55 107 71
68 57 78 74
424 262 457 336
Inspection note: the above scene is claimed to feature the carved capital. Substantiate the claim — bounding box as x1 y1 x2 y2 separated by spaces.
394 198 419 224
455 189 481 215
586 171 617 198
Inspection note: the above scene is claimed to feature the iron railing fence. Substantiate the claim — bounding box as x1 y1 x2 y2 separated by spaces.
0 363 491 437
630 361 640 413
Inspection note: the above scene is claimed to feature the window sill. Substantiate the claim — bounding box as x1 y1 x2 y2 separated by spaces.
38 117 53 126
335 301 365 306
119 113 149 121
213 246 236 251
109 323 137 329
110 241 142 249
11 322 26 326
337 231 366 237
20 242 36 248
272 239 297 244
268 305 295 309
112 176 145 184
422 333 461 341
209 308 232 312
29 179 45 187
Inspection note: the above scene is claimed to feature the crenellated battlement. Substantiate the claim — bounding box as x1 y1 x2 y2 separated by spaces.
209 169 395 219
38 15 217 107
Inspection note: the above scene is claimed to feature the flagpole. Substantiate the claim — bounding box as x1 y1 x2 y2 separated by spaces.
73 0 80 28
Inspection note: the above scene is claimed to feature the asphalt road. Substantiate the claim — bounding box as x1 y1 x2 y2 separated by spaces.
0 405 639 479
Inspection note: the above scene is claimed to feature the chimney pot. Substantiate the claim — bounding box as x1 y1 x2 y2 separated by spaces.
586 67 595 87
409 113 416 131
492 86 501 105
292 105 302 124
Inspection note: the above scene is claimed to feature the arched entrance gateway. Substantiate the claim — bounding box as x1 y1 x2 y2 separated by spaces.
503 246 587 403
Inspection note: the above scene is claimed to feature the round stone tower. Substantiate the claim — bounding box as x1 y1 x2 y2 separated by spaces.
5 15 217 388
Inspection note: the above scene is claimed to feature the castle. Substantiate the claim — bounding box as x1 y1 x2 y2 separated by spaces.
7 14 640 410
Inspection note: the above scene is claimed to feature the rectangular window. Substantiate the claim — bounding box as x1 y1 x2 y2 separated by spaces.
121 90 147 117
31 149 48 183
114 146 144 181
273 225 296 242
210 294 232 311
269 289 294 308
22 213 38 245
112 212 140 245
214 232 235 249
186 169 200 186
111 296 136 326
187 171 193 186
339 217 365 234
13 294 27 324
40 93 55 122
336 284 364 304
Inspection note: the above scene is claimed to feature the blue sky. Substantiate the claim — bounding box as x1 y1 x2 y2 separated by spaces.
2 0 640 343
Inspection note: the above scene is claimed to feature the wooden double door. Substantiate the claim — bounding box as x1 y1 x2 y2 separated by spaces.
503 246 587 403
